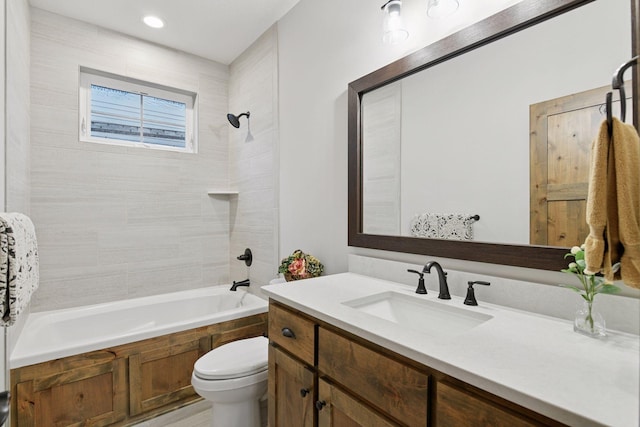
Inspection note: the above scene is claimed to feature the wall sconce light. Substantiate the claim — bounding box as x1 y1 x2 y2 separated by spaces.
381 0 409 44
427 0 459 18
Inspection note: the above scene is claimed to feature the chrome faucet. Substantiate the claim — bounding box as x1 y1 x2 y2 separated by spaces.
230 278 250 291
422 261 451 300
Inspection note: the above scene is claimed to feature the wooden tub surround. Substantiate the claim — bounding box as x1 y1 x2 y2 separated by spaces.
10 313 267 426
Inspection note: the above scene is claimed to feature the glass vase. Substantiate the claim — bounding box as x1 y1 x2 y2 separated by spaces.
573 300 606 338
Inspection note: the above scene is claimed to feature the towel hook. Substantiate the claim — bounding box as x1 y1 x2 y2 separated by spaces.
606 55 638 134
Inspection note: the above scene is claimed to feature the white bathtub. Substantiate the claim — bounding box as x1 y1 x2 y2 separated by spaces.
10 286 268 369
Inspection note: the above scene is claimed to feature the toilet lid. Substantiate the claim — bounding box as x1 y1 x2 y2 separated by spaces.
194 336 268 380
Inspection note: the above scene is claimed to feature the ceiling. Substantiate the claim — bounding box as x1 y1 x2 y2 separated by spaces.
28 0 301 65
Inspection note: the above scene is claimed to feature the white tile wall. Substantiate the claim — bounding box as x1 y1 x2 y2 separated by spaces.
4 0 32 400
29 8 232 311
6 0 31 215
228 26 280 293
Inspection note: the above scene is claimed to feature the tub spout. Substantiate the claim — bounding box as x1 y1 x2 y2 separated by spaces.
230 279 250 291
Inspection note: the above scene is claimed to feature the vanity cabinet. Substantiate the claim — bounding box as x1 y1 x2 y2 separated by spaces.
268 301 428 427
268 301 565 427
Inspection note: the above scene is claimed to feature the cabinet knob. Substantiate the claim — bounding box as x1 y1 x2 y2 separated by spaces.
281 327 296 338
315 400 326 411
300 388 310 398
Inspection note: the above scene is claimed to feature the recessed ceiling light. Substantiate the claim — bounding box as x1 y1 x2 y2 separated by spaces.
143 15 164 29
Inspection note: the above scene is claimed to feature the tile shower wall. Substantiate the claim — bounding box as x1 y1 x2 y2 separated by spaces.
6 0 30 215
228 26 279 290
29 8 231 311
4 0 31 397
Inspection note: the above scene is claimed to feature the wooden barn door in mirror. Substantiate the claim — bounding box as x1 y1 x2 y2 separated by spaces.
530 84 633 247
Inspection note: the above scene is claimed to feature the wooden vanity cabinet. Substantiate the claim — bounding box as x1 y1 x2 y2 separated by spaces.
268 301 563 427
268 301 428 427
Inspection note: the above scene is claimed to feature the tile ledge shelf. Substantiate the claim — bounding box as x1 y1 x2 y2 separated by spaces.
207 190 239 195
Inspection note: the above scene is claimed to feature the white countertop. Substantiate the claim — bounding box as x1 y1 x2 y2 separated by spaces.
262 273 640 427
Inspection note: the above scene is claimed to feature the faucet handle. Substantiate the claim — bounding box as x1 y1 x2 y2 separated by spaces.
407 269 427 294
464 281 490 306
237 248 253 266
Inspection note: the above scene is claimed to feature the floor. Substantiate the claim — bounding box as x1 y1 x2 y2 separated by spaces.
132 401 212 427
132 399 268 427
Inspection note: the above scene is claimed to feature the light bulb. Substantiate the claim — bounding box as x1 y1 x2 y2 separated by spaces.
382 0 409 44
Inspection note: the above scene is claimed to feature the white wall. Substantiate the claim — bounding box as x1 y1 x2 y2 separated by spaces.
228 26 280 291
276 0 640 301
277 0 534 274
29 9 231 311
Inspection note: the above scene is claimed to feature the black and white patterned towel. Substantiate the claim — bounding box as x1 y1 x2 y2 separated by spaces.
0 213 39 326
410 213 475 241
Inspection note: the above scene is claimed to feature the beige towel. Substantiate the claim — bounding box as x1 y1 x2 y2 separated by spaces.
583 118 640 288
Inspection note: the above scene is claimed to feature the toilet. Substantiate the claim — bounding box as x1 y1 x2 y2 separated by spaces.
191 336 269 427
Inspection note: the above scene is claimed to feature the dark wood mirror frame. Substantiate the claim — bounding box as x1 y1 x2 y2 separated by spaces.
348 0 639 271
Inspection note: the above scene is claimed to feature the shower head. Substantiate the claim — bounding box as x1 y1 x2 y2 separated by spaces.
227 111 250 128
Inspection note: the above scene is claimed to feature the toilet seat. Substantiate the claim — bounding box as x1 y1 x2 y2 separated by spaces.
194 336 268 380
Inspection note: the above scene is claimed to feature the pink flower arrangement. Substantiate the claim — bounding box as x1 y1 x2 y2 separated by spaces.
278 249 324 281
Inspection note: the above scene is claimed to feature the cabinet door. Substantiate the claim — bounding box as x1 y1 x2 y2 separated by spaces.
268 344 315 427
317 379 398 427
13 352 127 426
318 327 428 427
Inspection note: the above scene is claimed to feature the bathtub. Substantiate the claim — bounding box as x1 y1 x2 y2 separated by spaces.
10 285 268 369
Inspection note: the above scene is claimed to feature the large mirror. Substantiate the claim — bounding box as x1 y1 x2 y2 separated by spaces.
348 0 639 271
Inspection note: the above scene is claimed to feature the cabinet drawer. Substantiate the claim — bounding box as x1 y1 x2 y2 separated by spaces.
436 382 537 427
269 302 315 365
318 327 428 427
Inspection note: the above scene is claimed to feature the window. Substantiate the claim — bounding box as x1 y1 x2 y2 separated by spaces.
79 68 197 153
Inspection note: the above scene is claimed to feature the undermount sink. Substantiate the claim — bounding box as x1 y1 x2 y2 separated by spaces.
343 291 492 338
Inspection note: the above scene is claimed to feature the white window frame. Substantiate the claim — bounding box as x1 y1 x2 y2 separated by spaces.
79 67 198 153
